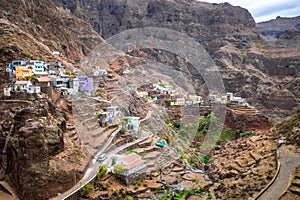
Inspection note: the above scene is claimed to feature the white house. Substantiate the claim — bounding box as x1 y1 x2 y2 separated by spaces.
136 91 148 98
14 81 40 94
4 87 12 96
226 92 233 101
114 154 146 176
15 81 28 91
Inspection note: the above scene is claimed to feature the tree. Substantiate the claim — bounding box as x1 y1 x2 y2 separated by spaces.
114 164 125 174
97 165 107 180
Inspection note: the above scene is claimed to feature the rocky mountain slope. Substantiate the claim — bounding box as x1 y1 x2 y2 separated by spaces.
257 15 300 40
0 0 103 77
54 0 299 119
0 0 104 199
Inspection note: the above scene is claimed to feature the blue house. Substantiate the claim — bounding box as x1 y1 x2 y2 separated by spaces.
9 60 27 71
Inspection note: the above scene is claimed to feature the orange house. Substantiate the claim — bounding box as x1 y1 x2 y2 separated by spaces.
15 66 33 80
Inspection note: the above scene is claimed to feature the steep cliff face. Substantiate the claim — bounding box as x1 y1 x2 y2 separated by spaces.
53 0 299 118
54 0 259 47
0 0 103 70
0 98 80 199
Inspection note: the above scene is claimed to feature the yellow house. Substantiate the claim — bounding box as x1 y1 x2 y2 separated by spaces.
15 66 33 80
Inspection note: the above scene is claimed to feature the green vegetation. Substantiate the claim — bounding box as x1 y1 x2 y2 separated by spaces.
160 188 203 200
127 150 138 154
96 165 107 180
125 195 134 200
165 99 172 107
96 88 105 97
173 121 181 128
28 96 35 101
27 74 37 82
80 183 94 197
241 131 256 137
120 127 126 134
114 164 125 174
16 85 21 91
217 129 236 144
196 152 210 164
22 51 32 58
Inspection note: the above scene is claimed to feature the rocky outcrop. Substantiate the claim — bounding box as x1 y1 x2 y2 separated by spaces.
207 135 278 199
0 99 82 200
270 107 300 147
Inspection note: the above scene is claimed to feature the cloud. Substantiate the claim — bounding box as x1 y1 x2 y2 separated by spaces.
200 0 300 22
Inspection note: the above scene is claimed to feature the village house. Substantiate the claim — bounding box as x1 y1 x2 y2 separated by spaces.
15 66 33 80
28 60 48 77
14 81 40 94
122 117 140 135
4 86 12 96
171 97 185 106
136 91 148 98
105 106 120 119
8 60 27 72
113 154 146 185
226 92 233 101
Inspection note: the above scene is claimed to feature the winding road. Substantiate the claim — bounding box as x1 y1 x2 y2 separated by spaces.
52 110 152 200
258 145 300 200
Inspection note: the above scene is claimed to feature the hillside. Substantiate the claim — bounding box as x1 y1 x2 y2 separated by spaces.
257 15 300 40
0 0 103 78
54 0 300 119
0 0 103 199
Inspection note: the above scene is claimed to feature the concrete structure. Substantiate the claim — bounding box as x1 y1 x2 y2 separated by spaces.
105 106 120 119
9 60 27 71
114 154 146 185
14 81 40 94
122 117 140 135
4 87 12 96
136 91 148 98
15 66 33 80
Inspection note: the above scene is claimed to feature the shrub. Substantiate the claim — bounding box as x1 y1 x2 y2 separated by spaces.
80 183 94 197
97 165 107 180
22 51 32 58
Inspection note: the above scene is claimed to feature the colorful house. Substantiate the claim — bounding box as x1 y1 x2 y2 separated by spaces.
29 60 47 76
15 66 33 80
9 60 27 71
122 117 140 135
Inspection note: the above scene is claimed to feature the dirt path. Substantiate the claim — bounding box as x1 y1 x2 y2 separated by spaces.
258 145 300 200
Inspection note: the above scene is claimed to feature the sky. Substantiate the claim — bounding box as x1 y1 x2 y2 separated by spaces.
201 0 300 22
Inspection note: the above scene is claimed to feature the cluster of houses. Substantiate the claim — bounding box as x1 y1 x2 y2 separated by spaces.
208 92 247 105
131 82 204 107
129 81 247 107
4 60 108 97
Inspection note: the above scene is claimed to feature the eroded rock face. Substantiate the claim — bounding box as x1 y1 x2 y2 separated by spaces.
207 135 278 199
55 0 300 118
0 100 76 200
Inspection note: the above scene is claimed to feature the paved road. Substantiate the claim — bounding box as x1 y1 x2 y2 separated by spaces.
52 110 152 200
258 145 300 200
52 126 121 200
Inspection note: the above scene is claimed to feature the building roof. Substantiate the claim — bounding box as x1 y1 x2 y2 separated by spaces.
120 154 145 170
15 81 28 85
37 76 52 82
